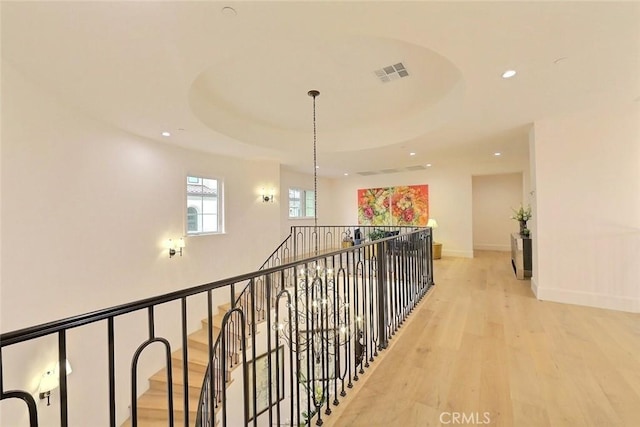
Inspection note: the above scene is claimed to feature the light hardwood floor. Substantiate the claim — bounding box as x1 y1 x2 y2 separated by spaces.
326 251 640 427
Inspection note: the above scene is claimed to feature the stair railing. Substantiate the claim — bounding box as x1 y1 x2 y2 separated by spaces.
231 225 421 334
196 227 434 427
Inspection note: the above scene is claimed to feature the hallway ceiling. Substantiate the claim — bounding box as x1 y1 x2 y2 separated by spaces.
2 1 639 177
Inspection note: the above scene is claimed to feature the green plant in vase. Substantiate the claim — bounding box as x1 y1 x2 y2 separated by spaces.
511 205 532 236
368 229 386 241
365 228 386 259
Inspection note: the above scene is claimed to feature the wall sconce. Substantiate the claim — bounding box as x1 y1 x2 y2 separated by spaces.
39 360 72 406
261 188 274 203
166 237 185 258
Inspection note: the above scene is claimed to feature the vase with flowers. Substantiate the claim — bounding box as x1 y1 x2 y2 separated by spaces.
511 205 532 237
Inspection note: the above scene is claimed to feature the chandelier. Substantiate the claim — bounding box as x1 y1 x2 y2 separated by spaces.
273 90 359 369
275 263 357 364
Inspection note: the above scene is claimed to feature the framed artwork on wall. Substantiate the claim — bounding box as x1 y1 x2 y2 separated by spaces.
357 185 429 226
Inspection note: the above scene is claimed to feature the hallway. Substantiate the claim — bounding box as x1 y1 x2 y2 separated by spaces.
327 251 640 426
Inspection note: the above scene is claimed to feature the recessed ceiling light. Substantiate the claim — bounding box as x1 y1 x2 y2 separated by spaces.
494 152 502 156
502 70 517 79
161 131 171 137
316 166 320 169
344 173 349 176
426 163 432 167
409 152 416 156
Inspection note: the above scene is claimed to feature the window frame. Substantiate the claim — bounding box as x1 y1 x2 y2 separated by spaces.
186 175 224 235
288 187 315 219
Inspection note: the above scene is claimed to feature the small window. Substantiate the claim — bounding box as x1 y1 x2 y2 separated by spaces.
289 187 315 218
187 175 223 234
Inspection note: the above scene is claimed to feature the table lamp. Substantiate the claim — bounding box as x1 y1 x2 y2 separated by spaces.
427 218 442 259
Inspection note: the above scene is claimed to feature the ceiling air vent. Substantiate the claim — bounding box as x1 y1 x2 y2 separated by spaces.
374 62 409 83
358 168 406 176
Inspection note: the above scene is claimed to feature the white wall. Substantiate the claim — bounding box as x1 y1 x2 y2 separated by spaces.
472 173 524 251
1 64 282 425
328 168 475 258
532 102 640 313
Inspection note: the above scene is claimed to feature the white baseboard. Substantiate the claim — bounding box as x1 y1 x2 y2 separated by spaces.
535 286 639 313
531 277 539 297
473 244 510 252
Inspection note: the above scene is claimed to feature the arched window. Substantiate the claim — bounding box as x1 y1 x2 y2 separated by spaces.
187 206 199 232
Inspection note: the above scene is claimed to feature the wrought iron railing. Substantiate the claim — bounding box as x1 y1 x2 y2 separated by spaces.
0 226 433 427
196 226 433 426
230 226 422 346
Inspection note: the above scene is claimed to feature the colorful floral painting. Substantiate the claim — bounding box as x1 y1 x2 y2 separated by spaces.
357 187 392 225
357 185 429 226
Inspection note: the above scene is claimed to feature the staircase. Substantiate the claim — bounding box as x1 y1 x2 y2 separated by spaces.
121 302 242 426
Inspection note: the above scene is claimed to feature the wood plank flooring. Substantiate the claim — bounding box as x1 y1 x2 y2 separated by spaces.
326 251 640 427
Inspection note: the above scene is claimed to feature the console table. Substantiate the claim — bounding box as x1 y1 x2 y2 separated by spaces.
510 233 532 279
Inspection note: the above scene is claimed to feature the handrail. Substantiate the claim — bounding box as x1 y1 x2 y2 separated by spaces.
0 235 328 347
230 225 417 312
230 231 294 308
228 225 421 324
1 228 414 346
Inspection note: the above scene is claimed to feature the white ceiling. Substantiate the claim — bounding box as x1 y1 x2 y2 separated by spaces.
2 1 639 177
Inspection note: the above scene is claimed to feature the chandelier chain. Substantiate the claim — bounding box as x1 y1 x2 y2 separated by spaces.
309 90 319 254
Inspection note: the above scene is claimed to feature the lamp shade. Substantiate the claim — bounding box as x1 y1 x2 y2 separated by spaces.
177 238 185 248
427 218 438 228
39 360 72 393
39 370 58 394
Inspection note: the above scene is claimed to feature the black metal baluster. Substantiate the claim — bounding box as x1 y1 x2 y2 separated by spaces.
221 315 228 427
300 264 309 424
352 256 368 382
0 347 39 427
131 307 174 427
107 318 116 427
368 249 377 362
333 258 345 406
321 259 330 417
249 278 258 427
207 291 215 426
58 331 68 427
181 297 189 427
265 273 279 426
376 240 388 351
367 245 376 364
390 241 399 333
